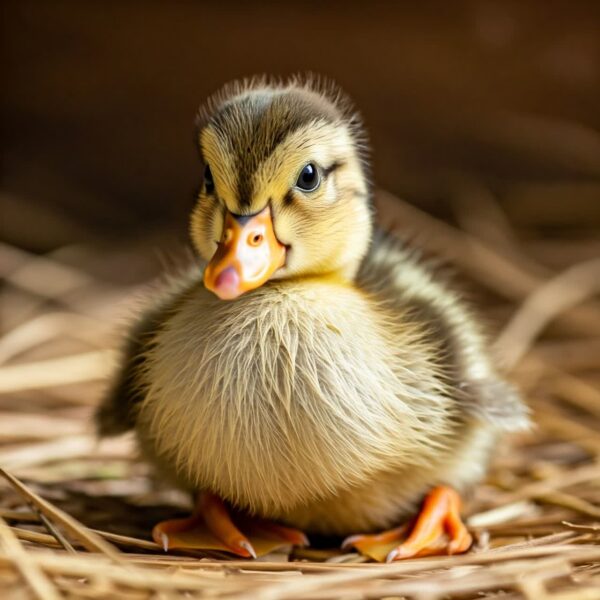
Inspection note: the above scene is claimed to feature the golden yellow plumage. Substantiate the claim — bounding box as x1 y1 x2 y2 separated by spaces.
96 76 529 560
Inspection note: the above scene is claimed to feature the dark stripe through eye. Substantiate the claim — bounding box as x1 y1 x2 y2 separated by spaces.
284 190 295 205
323 161 343 177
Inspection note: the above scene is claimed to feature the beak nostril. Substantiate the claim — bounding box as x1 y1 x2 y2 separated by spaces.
223 229 233 245
249 233 263 247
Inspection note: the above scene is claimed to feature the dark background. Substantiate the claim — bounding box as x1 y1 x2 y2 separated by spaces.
3 0 600 253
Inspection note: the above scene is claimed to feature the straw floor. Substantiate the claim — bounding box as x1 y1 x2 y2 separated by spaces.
1 190 599 599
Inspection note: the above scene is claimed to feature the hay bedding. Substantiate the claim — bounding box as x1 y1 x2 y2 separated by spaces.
0 190 599 599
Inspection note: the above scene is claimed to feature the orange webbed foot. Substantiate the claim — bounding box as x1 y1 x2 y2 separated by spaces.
152 492 308 558
342 486 473 562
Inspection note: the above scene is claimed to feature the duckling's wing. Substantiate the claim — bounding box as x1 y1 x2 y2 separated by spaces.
458 378 529 429
95 272 201 436
95 304 158 436
358 230 530 431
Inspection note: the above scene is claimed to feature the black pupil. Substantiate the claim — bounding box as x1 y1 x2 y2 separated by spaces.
204 165 214 192
297 164 317 189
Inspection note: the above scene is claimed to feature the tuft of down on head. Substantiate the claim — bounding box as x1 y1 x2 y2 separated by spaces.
190 76 372 282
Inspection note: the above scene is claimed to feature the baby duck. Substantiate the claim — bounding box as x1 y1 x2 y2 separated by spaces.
96 77 529 562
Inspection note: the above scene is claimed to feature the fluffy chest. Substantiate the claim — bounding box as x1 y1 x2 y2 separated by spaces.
136 280 452 515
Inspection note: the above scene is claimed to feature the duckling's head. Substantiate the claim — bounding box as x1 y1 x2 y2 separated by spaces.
190 77 372 300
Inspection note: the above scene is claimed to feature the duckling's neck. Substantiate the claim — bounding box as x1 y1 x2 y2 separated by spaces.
284 270 356 290
284 238 373 288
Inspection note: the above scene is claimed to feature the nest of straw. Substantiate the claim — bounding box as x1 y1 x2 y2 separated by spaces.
0 189 599 599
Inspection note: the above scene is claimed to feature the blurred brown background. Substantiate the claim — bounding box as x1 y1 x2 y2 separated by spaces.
2 6 600 594
2 0 600 255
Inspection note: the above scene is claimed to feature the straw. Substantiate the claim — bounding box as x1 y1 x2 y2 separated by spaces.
0 185 598 599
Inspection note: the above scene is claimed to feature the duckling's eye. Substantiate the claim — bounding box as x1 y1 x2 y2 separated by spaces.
295 163 320 192
204 165 215 194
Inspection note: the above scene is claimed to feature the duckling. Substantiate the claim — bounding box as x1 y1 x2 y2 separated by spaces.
96 76 529 562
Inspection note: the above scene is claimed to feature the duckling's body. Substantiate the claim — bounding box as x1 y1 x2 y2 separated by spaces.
97 77 528 559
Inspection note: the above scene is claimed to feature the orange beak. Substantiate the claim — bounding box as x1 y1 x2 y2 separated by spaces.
203 205 287 300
